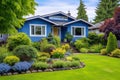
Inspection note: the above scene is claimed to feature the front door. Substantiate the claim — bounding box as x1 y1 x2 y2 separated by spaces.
53 27 60 36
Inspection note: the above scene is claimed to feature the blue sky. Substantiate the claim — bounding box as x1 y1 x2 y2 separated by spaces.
33 0 99 21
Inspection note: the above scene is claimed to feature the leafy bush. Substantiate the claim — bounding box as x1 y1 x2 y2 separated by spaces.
89 44 104 53
51 48 66 58
32 62 49 70
40 38 48 52
43 44 56 53
7 33 31 51
0 63 11 74
37 56 48 62
106 32 118 54
72 56 80 61
65 32 73 43
32 42 40 51
66 56 73 61
70 61 80 67
12 61 32 72
74 38 89 50
111 49 120 58
80 48 89 53
62 44 70 51
38 52 50 58
13 45 37 61
52 60 66 68
100 49 107 55
3 56 20 66
51 36 61 47
0 46 8 63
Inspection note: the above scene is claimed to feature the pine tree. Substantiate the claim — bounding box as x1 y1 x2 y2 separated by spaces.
77 0 88 21
106 32 117 54
94 0 119 23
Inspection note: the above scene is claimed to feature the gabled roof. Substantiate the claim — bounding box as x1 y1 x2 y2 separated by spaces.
41 11 76 20
63 19 93 26
26 15 59 25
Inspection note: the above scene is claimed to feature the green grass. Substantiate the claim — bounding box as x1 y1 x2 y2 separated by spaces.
1 54 120 80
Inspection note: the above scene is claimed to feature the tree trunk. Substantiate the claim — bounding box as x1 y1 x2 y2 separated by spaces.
118 40 120 48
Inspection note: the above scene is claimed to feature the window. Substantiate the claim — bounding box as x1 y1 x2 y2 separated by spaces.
72 27 85 37
49 16 68 21
30 24 46 36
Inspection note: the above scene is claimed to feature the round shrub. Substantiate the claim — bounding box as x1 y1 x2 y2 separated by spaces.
72 56 80 61
43 44 56 53
111 49 120 58
13 45 37 61
100 49 107 55
80 48 88 53
66 56 73 61
38 52 50 58
12 61 32 72
3 56 20 66
37 56 48 62
52 60 66 68
32 62 49 70
0 63 11 74
7 33 31 51
32 42 40 51
70 61 80 67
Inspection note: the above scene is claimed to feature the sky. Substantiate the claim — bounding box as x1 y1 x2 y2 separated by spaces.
33 0 99 21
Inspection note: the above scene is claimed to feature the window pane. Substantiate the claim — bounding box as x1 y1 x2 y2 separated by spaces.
41 26 45 35
31 26 34 35
75 28 82 35
35 26 41 35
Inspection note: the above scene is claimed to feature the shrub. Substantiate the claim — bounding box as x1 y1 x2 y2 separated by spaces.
43 44 56 53
66 56 73 61
62 44 70 51
100 49 107 55
32 62 49 70
65 61 72 68
106 32 117 54
32 42 40 51
72 56 80 61
3 56 20 66
13 45 37 61
70 61 80 67
12 61 32 72
89 44 103 53
37 56 48 62
80 48 89 53
38 52 50 58
51 48 66 58
65 32 73 43
40 38 48 52
52 60 66 68
51 36 61 47
0 63 11 74
74 39 89 50
7 33 31 51
111 49 120 58
0 46 8 63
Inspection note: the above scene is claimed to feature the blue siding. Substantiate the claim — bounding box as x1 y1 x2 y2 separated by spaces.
18 18 52 42
61 27 67 41
66 21 89 42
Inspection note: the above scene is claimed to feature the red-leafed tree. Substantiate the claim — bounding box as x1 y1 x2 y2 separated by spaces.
100 7 120 40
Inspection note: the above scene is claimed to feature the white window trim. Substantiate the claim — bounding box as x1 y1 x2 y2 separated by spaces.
71 26 86 37
30 24 47 37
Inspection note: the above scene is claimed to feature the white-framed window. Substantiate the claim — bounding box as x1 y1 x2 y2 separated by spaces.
49 16 68 21
71 26 85 37
30 24 46 37
0 34 3 39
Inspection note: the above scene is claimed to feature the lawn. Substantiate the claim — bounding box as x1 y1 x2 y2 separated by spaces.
1 54 120 80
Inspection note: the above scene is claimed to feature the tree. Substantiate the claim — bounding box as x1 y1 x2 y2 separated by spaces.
0 0 37 34
106 32 117 53
100 7 120 40
77 0 88 21
94 0 119 23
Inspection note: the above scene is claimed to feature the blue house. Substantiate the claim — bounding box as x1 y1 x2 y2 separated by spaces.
0 11 93 42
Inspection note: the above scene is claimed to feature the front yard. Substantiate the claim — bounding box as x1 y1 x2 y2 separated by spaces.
1 54 120 80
